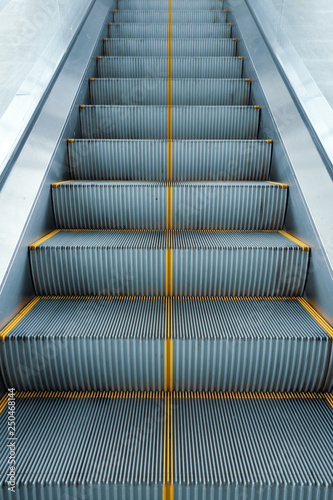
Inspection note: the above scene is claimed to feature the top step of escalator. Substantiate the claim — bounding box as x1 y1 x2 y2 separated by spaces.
116 0 226 10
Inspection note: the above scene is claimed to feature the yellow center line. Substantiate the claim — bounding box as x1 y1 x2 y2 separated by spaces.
165 297 173 391
163 1 174 497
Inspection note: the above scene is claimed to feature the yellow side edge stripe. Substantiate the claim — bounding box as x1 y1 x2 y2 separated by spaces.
278 230 310 251
325 394 333 410
0 393 9 414
0 297 40 341
52 180 72 188
297 297 333 340
30 230 60 250
266 181 288 189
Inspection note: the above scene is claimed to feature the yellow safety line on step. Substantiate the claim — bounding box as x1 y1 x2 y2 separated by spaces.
0 392 329 416
278 230 310 251
266 181 288 189
29 230 60 250
0 297 40 341
165 298 173 391
297 298 333 340
325 393 333 410
0 393 8 414
51 180 72 188
163 392 174 500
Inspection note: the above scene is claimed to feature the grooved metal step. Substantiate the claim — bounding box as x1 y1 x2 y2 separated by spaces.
103 38 236 57
113 10 227 23
79 106 260 140
117 0 225 11
0 394 164 498
52 181 287 230
173 394 333 498
0 297 165 391
29 230 309 297
0 393 332 499
90 78 250 106
0 297 331 392
97 56 243 79
108 23 231 39
172 297 333 392
172 230 309 296
68 139 272 181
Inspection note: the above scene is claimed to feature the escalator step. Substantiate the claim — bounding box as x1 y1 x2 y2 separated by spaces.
113 10 227 23
0 297 331 392
90 78 250 106
0 393 164 497
97 56 243 79
172 230 309 296
1 297 165 391
172 297 333 392
108 23 231 39
118 0 226 11
0 393 332 499
52 181 287 230
79 105 260 140
103 38 236 57
173 393 333 497
29 230 308 297
68 139 271 181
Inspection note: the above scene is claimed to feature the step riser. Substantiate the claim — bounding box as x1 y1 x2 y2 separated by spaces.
68 140 271 181
90 79 250 106
80 106 260 140
2 338 329 392
98 57 243 79
30 246 308 297
114 11 227 23
104 39 236 57
52 183 287 230
1 339 165 391
108 24 231 39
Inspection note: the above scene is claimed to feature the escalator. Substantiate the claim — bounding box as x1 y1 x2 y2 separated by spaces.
0 0 332 498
